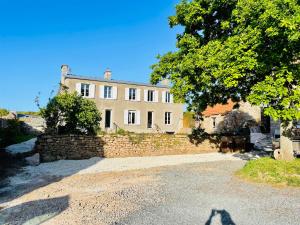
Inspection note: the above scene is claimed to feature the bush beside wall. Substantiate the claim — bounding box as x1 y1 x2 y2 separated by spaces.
36 134 220 162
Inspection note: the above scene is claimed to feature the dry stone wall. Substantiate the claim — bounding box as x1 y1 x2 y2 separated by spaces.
36 135 104 162
36 134 220 162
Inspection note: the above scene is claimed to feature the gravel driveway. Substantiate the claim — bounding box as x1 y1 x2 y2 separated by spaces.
0 154 299 225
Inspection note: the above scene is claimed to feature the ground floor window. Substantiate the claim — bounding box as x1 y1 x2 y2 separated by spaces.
165 112 171 125
128 110 136 125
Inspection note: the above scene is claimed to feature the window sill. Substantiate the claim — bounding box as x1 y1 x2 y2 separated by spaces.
103 98 116 100
145 101 158 103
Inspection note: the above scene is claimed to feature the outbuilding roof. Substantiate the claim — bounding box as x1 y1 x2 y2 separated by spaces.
202 100 235 117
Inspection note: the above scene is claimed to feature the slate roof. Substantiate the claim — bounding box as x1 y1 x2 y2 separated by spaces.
64 74 170 89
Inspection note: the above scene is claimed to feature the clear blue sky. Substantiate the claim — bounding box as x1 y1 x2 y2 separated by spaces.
0 0 180 111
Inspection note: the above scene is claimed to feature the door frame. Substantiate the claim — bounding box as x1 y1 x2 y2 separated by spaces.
147 111 154 129
105 109 112 129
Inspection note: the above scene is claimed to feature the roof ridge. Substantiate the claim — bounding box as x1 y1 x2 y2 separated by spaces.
65 74 170 88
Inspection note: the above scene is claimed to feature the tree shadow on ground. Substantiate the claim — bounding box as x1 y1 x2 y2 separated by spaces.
232 150 270 161
0 195 69 225
205 209 236 225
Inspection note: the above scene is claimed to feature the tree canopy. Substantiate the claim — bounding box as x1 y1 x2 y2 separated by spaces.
40 92 101 135
0 108 9 117
151 0 300 122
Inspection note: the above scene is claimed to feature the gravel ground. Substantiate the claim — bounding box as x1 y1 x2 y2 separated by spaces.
8 153 241 177
0 155 299 225
120 161 300 225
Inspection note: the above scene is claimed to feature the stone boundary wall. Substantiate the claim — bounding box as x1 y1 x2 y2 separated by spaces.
36 134 220 162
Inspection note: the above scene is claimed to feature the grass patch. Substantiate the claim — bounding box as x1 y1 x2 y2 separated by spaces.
0 119 36 148
13 134 36 144
236 157 300 187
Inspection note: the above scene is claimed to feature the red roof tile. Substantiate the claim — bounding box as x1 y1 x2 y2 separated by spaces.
202 100 235 117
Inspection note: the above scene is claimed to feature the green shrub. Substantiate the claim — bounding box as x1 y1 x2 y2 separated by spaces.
0 119 35 148
17 111 40 116
97 130 107 135
116 128 128 135
40 92 101 135
0 108 9 117
128 133 145 145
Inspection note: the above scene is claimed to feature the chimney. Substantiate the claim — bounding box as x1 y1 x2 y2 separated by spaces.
161 79 170 86
61 65 70 76
104 68 112 80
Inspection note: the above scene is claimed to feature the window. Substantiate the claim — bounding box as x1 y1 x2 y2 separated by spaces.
147 90 154 102
81 84 90 97
212 117 216 128
165 92 171 103
104 86 112 99
165 112 171 125
128 110 136 124
129 88 136 100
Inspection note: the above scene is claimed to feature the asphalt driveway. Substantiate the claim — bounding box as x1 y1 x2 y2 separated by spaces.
120 161 300 225
0 155 299 225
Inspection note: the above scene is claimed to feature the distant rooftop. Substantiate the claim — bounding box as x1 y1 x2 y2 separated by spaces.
203 100 235 117
64 74 170 88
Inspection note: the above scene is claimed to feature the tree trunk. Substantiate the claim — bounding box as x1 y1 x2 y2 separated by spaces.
279 122 295 161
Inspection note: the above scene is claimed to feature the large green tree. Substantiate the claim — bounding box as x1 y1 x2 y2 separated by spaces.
151 0 300 122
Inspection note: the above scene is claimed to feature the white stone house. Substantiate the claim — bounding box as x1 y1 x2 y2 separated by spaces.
60 65 184 133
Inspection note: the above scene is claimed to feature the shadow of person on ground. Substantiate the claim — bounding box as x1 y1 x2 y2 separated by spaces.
0 195 69 225
205 209 236 225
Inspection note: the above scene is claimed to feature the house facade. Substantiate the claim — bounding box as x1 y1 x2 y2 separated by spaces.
60 65 184 133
